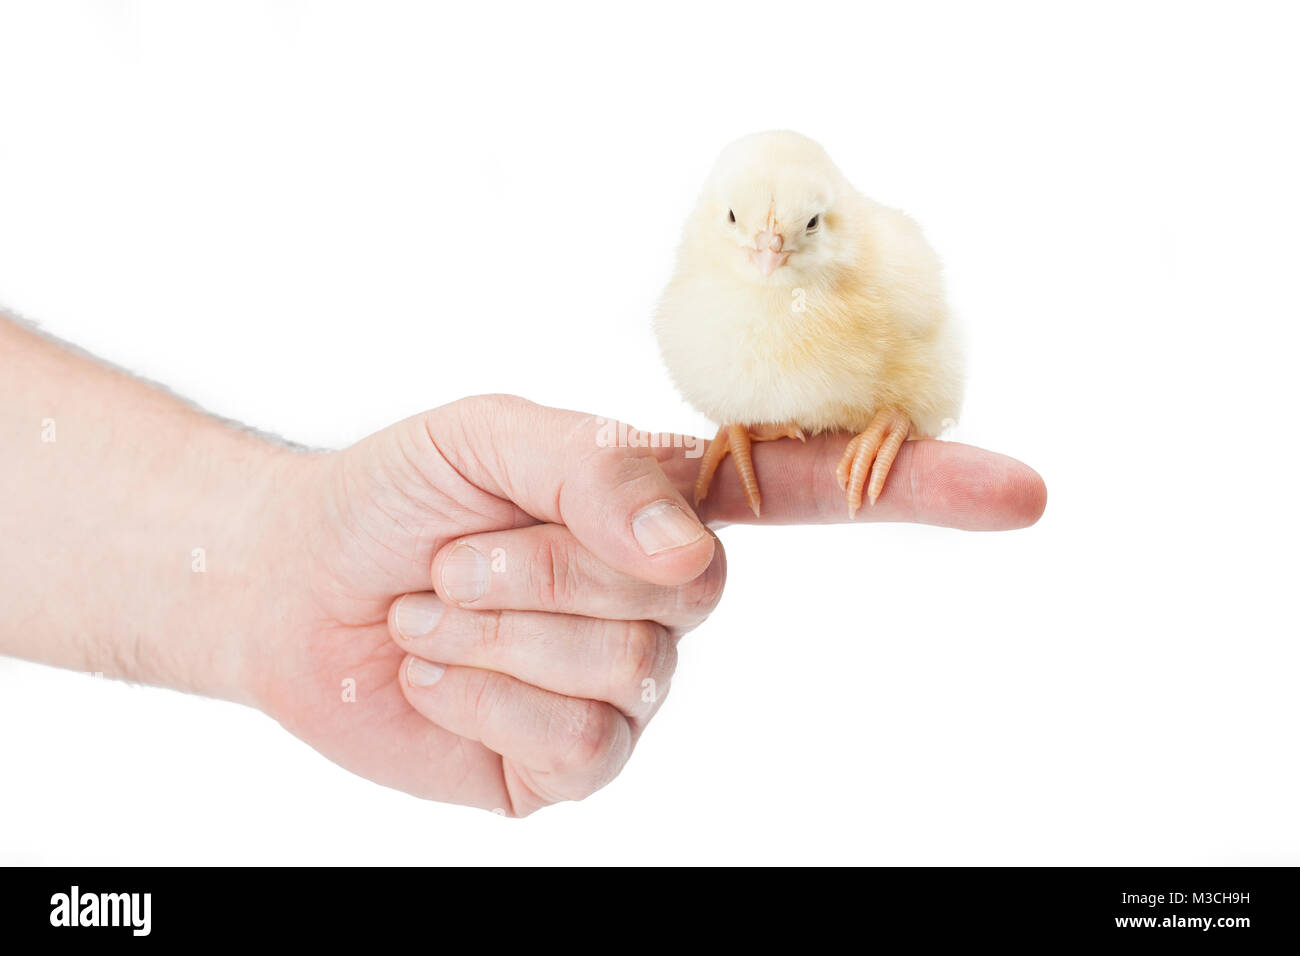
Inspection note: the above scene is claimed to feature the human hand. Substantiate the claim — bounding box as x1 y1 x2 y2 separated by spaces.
247 395 1046 815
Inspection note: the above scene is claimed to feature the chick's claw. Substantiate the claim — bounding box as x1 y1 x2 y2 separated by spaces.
838 409 913 518
693 422 805 518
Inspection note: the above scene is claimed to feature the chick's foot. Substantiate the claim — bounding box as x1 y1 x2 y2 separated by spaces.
836 409 913 518
694 422 805 518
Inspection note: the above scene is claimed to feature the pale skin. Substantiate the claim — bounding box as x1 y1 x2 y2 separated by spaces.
696 409 915 519
0 317 1046 815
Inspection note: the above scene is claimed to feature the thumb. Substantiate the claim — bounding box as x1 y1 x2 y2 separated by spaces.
422 395 715 586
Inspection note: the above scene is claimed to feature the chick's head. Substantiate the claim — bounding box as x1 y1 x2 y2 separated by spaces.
687 130 858 288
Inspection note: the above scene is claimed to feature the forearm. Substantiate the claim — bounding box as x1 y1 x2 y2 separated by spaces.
0 317 297 704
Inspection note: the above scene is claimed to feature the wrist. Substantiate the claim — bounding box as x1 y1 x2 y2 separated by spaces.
203 437 322 710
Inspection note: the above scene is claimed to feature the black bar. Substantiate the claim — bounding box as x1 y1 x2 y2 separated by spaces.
1 866 1295 945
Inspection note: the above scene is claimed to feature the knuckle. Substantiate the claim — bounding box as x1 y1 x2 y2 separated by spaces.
526 534 580 610
464 669 506 728
456 393 530 418
676 546 727 622
476 609 511 653
582 443 657 488
550 699 625 776
612 620 673 688
443 395 540 451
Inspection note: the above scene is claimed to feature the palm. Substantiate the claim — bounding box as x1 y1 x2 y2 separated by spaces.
258 424 529 809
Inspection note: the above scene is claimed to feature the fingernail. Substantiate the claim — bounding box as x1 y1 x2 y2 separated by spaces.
394 593 444 638
441 543 490 603
632 500 706 556
407 657 446 688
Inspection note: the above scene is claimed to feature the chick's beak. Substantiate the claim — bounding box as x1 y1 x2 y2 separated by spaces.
751 231 791 277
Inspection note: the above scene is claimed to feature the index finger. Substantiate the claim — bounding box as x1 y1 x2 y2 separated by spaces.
653 434 1047 531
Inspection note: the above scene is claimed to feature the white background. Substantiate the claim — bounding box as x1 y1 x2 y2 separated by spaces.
1 1 1297 865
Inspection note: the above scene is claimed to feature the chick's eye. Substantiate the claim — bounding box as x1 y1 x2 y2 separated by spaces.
807 215 820 230
728 209 736 223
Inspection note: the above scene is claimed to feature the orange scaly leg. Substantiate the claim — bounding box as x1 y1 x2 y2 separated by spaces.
693 426 732 507
694 422 805 518
835 409 913 519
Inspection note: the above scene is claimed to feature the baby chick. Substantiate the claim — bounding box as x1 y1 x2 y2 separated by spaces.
655 130 964 518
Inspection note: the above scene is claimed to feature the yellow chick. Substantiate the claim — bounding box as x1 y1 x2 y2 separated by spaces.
655 130 965 518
